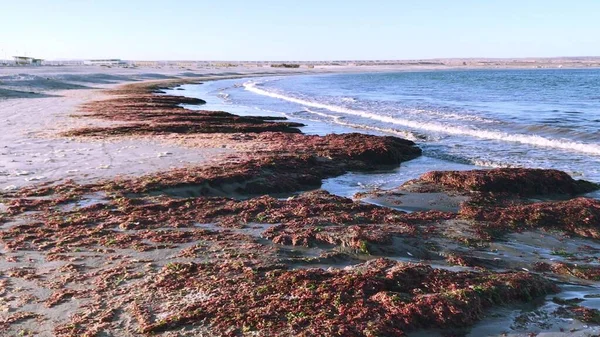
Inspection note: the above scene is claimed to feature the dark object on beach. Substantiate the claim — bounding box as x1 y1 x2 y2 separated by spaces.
271 63 301 68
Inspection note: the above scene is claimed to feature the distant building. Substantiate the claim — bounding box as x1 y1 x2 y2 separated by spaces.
83 59 126 66
43 60 86 66
13 56 43 65
131 60 160 67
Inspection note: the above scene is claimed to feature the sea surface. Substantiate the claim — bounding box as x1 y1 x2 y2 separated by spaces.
171 69 600 198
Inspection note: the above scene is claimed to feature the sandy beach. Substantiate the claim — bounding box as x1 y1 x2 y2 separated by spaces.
2 65 600 336
0 66 319 192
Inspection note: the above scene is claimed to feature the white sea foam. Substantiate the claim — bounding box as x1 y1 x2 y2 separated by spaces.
304 109 422 141
469 159 519 168
217 92 230 101
244 81 600 156
409 109 498 123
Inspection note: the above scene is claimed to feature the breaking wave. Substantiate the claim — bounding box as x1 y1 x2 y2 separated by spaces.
244 81 600 156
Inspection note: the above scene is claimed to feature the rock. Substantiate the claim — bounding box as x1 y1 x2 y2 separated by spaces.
461 197 600 239
404 168 599 196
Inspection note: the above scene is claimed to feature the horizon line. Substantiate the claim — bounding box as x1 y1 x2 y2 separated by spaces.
3 56 600 62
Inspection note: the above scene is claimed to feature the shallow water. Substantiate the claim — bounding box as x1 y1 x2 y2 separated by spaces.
170 69 600 193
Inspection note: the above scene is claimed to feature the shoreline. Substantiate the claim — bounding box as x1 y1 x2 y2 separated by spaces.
2 68 600 336
0 69 319 191
0 66 457 191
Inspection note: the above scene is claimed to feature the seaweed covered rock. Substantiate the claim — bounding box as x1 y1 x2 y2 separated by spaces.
66 87 305 136
12 132 422 201
406 168 598 196
64 119 304 136
315 133 421 166
556 306 600 324
252 132 422 169
533 262 600 281
461 197 600 239
132 259 557 336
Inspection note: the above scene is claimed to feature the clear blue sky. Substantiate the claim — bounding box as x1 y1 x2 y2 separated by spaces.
1 0 599 60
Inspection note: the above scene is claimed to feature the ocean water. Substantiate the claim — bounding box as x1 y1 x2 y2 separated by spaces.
171 69 600 197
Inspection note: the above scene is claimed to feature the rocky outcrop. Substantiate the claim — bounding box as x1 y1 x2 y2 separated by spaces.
406 168 598 196
461 197 600 239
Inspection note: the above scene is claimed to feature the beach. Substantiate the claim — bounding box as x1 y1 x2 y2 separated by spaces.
0 66 320 191
2 64 600 336
0 64 432 191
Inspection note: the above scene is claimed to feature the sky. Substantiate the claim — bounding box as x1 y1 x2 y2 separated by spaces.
1 0 599 61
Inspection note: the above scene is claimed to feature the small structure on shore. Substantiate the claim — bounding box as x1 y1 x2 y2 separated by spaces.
13 56 43 65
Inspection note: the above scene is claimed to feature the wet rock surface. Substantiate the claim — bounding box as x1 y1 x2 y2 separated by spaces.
2 79 600 336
